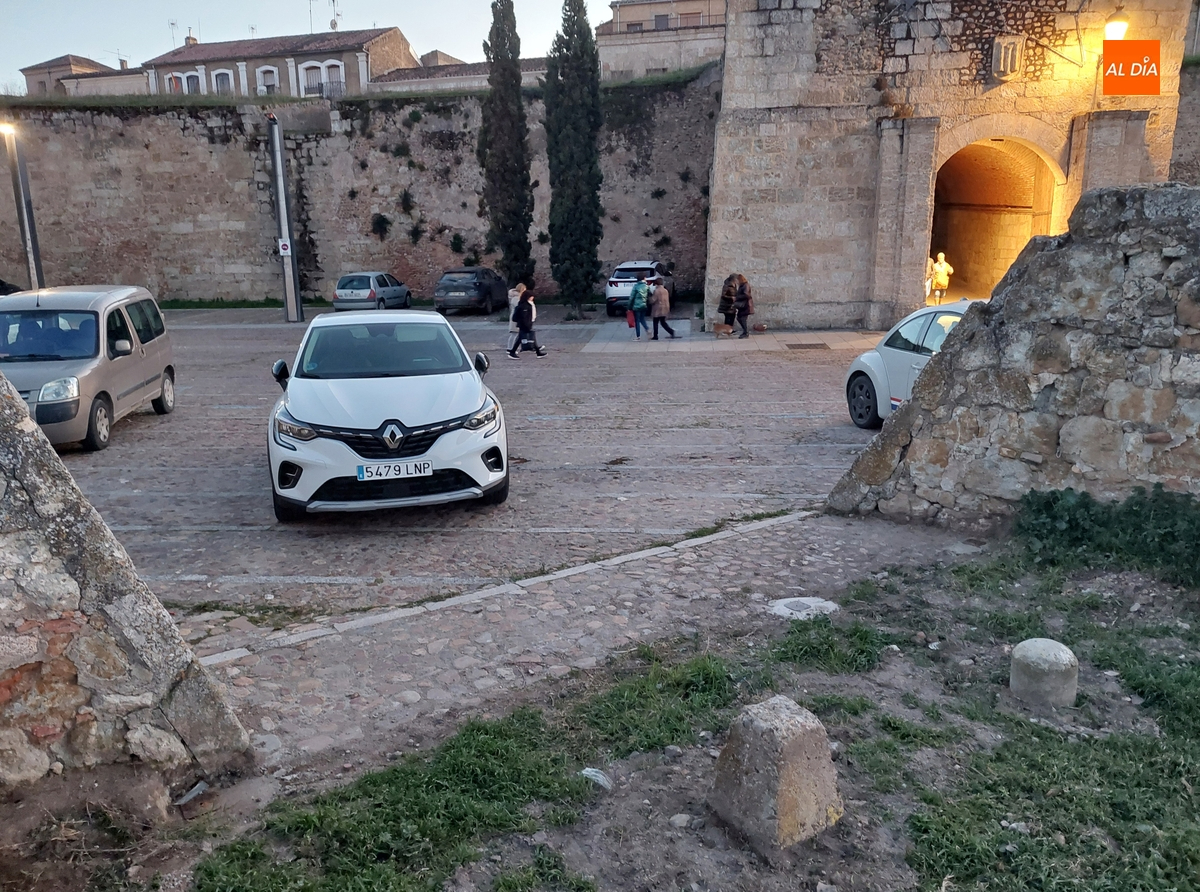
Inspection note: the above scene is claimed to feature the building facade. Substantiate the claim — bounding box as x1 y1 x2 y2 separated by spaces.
704 0 1196 330
142 28 420 99
20 55 113 95
597 0 727 80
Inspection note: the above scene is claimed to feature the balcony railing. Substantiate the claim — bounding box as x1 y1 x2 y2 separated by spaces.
303 80 347 99
596 12 725 35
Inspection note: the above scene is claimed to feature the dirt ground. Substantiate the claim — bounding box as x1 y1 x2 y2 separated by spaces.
4 544 1192 892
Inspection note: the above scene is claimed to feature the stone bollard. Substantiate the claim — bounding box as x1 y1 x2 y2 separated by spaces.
1010 638 1078 708
709 695 843 862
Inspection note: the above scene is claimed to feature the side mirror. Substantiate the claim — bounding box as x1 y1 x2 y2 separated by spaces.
272 359 290 390
666 261 676 273
474 352 490 376
113 339 133 357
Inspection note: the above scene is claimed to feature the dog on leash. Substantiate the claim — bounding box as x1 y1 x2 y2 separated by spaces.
711 323 735 337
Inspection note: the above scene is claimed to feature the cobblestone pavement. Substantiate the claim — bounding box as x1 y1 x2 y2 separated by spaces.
53 308 975 773
60 308 882 615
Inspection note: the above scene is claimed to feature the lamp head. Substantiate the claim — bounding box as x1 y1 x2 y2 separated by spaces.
0 123 15 136
1105 4 1130 40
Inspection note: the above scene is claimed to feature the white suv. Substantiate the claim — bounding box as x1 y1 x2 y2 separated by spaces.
605 261 675 316
267 312 508 522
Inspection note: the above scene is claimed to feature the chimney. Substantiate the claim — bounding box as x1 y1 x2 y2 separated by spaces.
184 27 198 47
119 59 129 70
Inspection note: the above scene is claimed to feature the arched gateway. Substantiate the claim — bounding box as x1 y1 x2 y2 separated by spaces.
705 0 1191 330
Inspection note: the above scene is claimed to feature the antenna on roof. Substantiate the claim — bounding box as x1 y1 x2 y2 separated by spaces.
308 0 316 33
249 25 257 38
168 20 178 47
330 0 342 30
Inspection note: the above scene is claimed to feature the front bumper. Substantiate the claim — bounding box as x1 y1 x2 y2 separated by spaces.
268 412 508 513
18 392 88 444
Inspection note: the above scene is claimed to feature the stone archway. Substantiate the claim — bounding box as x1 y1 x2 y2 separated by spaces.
929 137 1067 300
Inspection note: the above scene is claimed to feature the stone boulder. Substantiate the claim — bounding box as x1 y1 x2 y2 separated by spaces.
1010 638 1079 708
829 184 1200 527
0 375 251 789
708 695 843 861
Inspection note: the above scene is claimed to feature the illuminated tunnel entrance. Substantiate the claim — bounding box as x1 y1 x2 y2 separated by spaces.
930 138 1062 300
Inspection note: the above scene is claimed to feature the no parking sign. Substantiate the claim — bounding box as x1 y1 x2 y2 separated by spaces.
278 238 292 256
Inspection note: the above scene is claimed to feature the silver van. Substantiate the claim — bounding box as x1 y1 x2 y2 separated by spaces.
0 286 175 450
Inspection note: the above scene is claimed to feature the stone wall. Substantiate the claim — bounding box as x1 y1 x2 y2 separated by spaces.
0 70 720 302
0 376 249 787
598 27 727 81
705 0 1194 330
1172 62 1200 185
827 184 1200 528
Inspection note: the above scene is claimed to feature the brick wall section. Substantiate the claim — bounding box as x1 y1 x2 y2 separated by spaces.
1172 63 1200 185
0 73 719 303
0 377 250 787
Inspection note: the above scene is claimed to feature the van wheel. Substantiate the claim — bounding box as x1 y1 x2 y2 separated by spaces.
485 294 495 315
83 396 112 451
152 370 175 415
273 490 307 523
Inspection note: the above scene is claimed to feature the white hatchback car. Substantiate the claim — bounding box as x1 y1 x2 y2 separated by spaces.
267 312 508 522
844 301 973 428
332 272 412 311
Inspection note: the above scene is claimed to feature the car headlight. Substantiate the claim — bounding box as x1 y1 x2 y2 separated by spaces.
464 397 499 432
38 377 79 402
274 407 317 442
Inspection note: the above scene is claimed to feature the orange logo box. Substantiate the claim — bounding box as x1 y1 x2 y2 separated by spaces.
1103 40 1161 95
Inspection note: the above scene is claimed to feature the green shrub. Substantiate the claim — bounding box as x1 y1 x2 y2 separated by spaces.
772 616 893 673
450 233 465 253
370 213 392 241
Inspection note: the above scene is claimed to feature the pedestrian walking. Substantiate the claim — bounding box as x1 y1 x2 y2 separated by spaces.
931 252 954 305
508 291 547 359
649 276 677 340
628 272 651 340
733 274 754 339
506 282 526 353
717 275 737 327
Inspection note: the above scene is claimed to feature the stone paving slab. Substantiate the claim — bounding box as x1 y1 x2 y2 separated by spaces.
582 319 883 353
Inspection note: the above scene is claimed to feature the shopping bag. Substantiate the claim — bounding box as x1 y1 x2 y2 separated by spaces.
626 309 635 328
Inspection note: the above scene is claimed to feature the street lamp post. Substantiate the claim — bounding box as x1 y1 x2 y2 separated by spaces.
0 123 45 290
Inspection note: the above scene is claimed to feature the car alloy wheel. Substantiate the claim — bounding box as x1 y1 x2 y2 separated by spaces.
847 375 881 429
152 371 175 415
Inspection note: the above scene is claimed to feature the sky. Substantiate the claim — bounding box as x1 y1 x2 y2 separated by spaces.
0 0 615 92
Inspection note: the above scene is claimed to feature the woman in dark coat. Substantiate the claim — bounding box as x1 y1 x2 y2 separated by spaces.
717 275 737 327
733 274 754 338
508 292 547 358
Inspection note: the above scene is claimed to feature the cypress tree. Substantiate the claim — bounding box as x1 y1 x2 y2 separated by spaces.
544 0 604 312
477 0 535 286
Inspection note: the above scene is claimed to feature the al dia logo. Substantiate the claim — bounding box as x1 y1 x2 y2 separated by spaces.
1103 40 1161 96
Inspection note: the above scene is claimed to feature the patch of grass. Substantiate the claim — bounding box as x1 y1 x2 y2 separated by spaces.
493 847 596 892
907 724 1200 891
572 654 735 757
409 222 426 244
875 714 960 747
194 709 591 892
847 737 906 792
653 235 671 248
1016 485 1200 587
966 607 1047 643
773 616 893 674
804 693 875 718
847 579 881 603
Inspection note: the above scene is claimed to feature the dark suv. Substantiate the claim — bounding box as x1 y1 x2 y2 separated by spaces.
433 268 508 315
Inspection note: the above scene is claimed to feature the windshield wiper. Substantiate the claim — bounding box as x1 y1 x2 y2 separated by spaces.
1 353 71 362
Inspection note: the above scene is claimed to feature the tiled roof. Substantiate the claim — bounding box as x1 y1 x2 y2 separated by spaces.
20 54 112 74
143 28 395 67
376 56 546 83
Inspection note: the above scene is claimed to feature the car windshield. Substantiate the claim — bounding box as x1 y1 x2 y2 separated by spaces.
297 322 470 379
337 276 372 290
439 273 477 284
0 311 99 362
612 268 654 280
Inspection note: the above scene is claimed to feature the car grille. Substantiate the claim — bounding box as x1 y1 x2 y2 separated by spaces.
311 417 467 460
310 469 478 502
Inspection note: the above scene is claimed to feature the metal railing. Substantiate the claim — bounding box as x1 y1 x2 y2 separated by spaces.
597 12 725 35
303 80 347 99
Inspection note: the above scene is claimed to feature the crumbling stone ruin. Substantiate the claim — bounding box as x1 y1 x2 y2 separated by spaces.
0 375 250 788
828 184 1200 527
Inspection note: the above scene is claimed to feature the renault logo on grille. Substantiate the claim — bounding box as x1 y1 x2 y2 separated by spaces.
381 423 404 450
